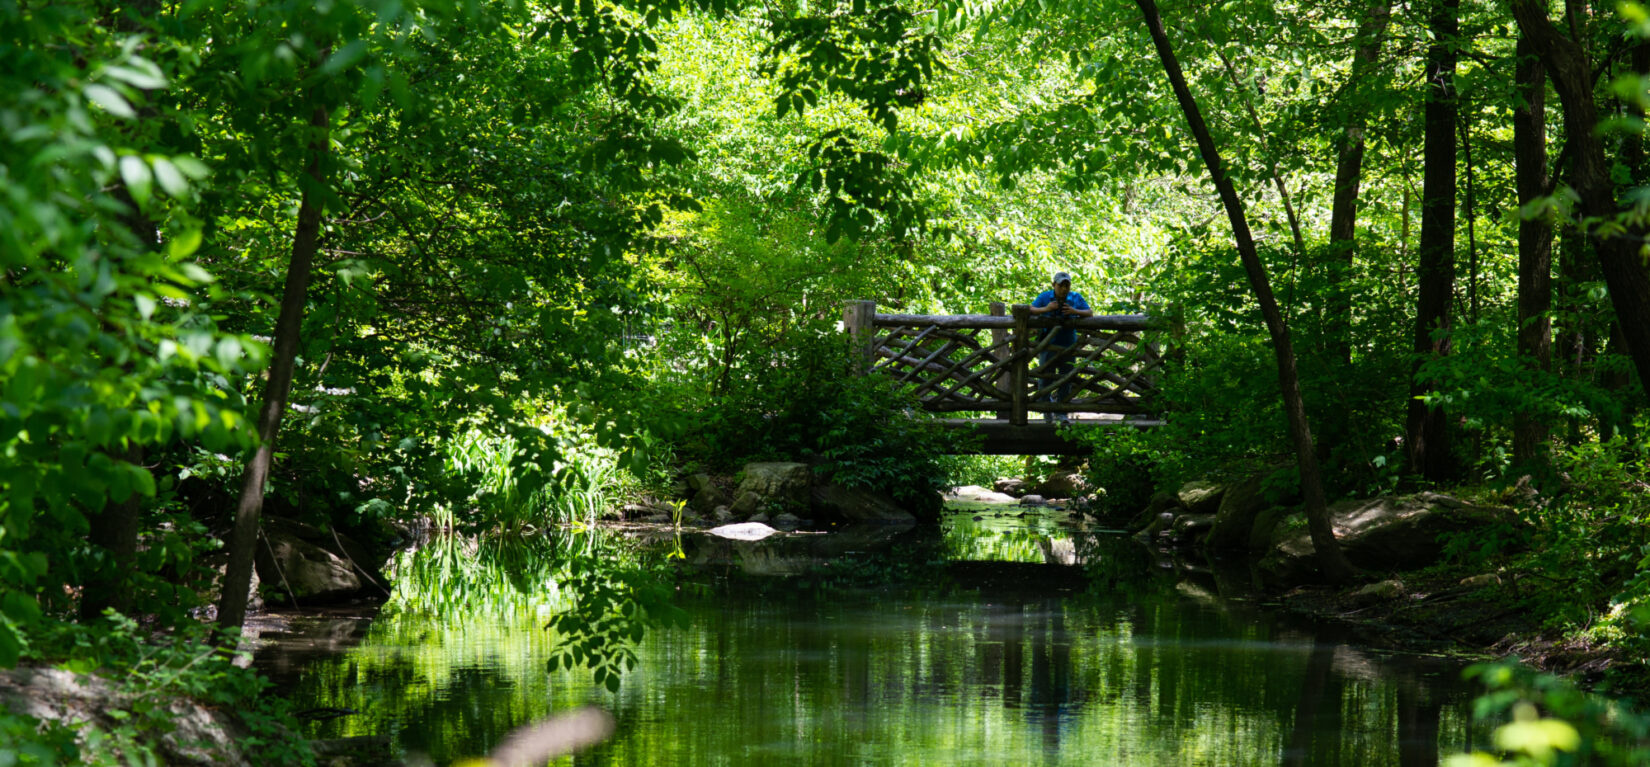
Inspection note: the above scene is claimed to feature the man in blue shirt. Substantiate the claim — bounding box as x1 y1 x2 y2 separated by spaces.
1029 271 1093 421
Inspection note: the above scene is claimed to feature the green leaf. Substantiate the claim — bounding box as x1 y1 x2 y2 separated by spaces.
127 463 156 498
168 227 203 258
102 62 168 90
152 157 188 197
1440 754 1500 767
178 262 215 284
119 155 152 205
172 156 212 180
1 591 42 627
0 620 22 668
1494 714 1580 759
85 84 135 119
321 40 370 76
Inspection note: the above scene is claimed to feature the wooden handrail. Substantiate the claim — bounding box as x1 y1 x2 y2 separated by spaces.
844 300 1165 424
871 311 1160 331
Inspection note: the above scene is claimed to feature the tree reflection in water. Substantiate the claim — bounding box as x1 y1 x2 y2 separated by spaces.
262 518 1487 765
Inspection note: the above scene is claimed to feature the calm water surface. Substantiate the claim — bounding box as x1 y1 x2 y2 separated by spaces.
260 506 1485 765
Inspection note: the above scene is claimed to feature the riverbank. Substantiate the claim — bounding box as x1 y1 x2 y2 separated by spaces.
1271 567 1644 692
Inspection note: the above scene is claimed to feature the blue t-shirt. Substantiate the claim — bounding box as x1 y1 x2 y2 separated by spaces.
1032 290 1090 346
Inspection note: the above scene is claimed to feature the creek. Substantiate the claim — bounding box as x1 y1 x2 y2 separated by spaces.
255 503 1487 765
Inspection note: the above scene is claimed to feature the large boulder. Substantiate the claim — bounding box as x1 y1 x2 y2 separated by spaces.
1259 493 1519 586
686 473 730 514
1177 480 1226 515
1 667 260 766
810 483 917 523
1037 470 1089 499
254 517 375 604
1169 513 1215 544
730 462 812 516
949 485 1018 504
1204 474 1271 551
1123 490 1185 532
993 477 1029 497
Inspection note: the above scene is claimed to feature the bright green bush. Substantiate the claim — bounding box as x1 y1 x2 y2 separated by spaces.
691 328 967 519
1073 426 1164 521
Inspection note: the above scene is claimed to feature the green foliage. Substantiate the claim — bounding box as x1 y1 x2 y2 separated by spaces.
385 532 686 692
760 0 943 242
12 0 1650 759
0 713 80 766
1442 429 1650 637
1073 427 1164 521
10 617 315 766
1416 318 1638 478
691 329 965 517
1450 662 1650 767
945 454 1025 488
425 416 633 532
0 0 273 665
545 550 688 693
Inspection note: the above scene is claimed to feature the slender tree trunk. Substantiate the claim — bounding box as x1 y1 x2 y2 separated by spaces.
1460 108 1480 323
218 104 331 632
1554 227 1599 443
1323 0 1393 456
1282 638 1342 766
1397 685 1443 767
1406 0 1459 482
1513 37 1554 469
1135 0 1355 584
1512 0 1650 403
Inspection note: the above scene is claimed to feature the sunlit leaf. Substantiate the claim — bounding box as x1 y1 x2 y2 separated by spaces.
119 155 152 204
85 84 135 118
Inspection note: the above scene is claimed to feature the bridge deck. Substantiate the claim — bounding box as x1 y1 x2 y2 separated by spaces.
937 417 1162 455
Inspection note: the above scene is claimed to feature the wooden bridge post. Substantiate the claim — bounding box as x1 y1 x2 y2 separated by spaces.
1010 304 1030 425
843 300 876 373
989 302 1010 419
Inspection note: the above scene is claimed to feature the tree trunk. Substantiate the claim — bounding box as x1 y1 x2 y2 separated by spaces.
1406 0 1459 482
82 181 160 621
1512 0 1650 404
80 444 143 620
217 104 331 632
1460 105 1480 323
1135 0 1355 583
1323 0 1393 454
1397 685 1442 767
1513 37 1554 469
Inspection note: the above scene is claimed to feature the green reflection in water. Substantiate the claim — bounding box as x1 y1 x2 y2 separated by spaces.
941 503 1090 564
265 515 1486 766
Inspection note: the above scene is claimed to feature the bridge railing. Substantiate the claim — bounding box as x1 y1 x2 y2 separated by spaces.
843 300 1165 426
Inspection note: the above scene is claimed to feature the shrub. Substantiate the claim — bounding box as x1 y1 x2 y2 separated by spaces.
694 327 966 518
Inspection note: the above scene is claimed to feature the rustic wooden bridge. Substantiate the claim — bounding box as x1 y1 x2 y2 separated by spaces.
843 301 1166 454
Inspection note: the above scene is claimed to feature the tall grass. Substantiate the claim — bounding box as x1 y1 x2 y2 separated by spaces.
433 412 632 532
